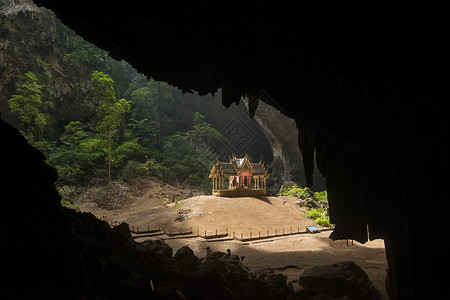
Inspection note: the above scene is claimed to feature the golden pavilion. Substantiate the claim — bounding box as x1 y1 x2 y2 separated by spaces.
209 154 269 196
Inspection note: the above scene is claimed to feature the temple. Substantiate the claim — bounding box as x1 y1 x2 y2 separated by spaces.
209 154 269 197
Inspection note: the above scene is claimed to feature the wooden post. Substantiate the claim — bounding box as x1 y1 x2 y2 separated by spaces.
250 231 252 239
241 233 243 240
233 231 236 238
267 230 269 237
259 231 261 238
205 230 207 237
275 229 277 236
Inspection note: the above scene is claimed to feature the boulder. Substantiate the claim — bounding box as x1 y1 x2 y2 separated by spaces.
173 245 201 274
298 261 380 300
141 239 173 260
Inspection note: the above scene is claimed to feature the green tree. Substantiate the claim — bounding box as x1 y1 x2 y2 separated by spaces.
91 71 131 183
8 71 53 140
188 112 222 147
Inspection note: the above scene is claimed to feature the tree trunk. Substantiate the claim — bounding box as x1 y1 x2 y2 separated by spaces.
108 112 111 184
157 82 163 153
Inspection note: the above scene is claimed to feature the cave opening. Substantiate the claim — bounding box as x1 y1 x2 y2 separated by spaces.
2 0 449 299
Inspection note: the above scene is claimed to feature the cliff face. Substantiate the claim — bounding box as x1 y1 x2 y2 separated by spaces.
247 99 325 192
0 0 97 125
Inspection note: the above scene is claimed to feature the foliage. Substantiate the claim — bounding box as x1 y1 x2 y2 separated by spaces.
112 141 149 170
163 197 185 209
190 112 222 144
314 190 328 202
315 216 330 227
8 27 222 203
305 208 323 219
65 35 108 69
60 199 81 212
282 184 330 227
281 184 310 199
8 71 53 140
91 71 131 182
305 207 330 227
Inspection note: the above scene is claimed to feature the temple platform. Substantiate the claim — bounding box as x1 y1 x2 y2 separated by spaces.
212 188 266 197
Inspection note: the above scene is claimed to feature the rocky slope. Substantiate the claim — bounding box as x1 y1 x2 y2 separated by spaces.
0 0 95 124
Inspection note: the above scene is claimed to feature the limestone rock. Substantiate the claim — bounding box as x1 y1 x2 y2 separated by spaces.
298 261 380 300
141 238 173 260
173 245 201 274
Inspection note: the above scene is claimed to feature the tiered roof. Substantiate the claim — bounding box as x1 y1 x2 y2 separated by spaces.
209 154 269 178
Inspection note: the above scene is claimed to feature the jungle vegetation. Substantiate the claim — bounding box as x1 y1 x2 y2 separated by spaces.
7 30 221 201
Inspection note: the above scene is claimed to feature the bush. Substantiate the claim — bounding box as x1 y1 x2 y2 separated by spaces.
281 184 310 199
120 160 149 182
314 190 328 202
112 140 149 171
315 217 330 227
57 185 78 203
305 207 330 227
60 199 80 212
305 208 324 219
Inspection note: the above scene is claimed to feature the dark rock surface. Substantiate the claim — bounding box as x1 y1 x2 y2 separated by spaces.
298 261 380 300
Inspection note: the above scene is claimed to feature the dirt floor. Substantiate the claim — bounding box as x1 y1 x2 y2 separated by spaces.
78 178 388 299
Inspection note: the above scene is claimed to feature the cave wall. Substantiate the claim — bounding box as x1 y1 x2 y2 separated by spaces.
246 98 326 192
2 0 449 299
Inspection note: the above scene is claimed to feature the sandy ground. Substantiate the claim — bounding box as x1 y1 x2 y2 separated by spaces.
78 178 388 299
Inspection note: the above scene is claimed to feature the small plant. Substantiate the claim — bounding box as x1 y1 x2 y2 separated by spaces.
315 217 330 227
174 198 185 209
305 208 324 219
162 197 185 209
281 184 310 199
314 190 328 202
60 199 80 212
305 207 330 227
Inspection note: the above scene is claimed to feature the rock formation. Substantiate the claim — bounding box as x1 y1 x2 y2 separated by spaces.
298 261 380 299
1 0 449 298
245 98 326 192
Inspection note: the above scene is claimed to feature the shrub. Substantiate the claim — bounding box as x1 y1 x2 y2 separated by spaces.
306 208 324 219
314 190 328 202
315 217 330 227
281 184 310 199
120 160 149 182
305 207 330 227
60 199 80 212
57 185 78 203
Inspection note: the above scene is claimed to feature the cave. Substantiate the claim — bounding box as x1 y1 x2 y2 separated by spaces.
2 1 449 299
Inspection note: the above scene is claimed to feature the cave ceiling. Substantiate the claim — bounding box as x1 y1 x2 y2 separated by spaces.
33 1 406 164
